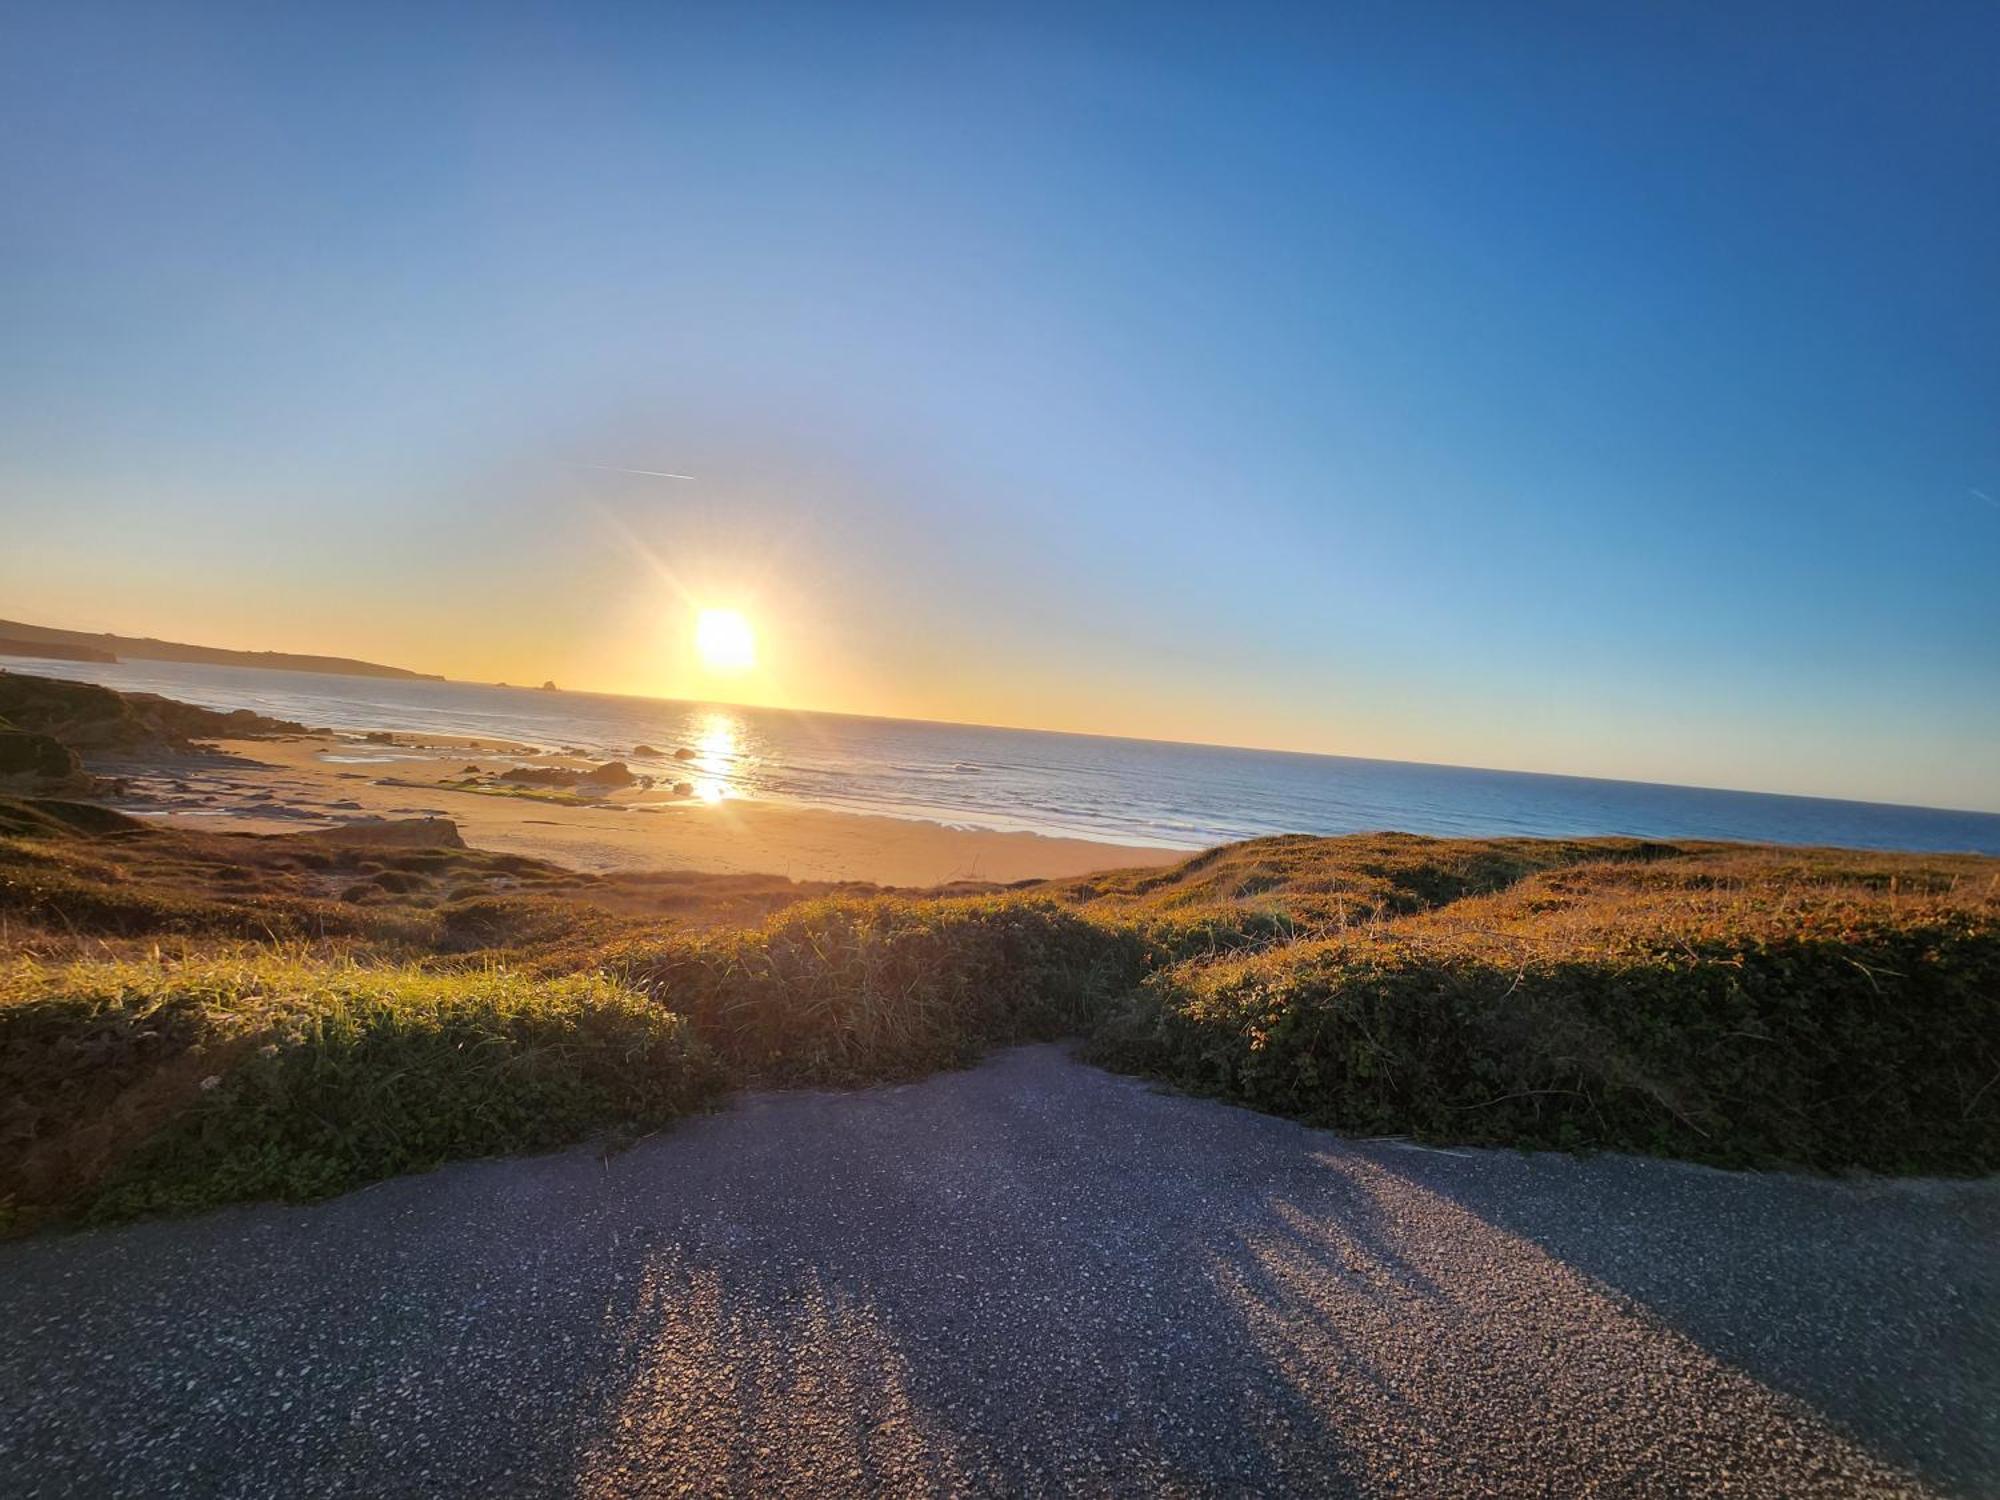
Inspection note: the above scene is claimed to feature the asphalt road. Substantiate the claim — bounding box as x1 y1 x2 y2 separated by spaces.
1 1044 1993 1498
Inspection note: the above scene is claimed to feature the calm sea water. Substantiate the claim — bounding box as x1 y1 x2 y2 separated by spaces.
7 655 1998 855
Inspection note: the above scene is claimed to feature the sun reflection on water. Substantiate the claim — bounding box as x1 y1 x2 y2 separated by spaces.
689 712 742 803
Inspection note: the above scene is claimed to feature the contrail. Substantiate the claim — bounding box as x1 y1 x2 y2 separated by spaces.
584 464 696 481
1972 487 1999 511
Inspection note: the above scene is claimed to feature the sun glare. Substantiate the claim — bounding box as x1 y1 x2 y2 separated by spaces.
695 609 756 674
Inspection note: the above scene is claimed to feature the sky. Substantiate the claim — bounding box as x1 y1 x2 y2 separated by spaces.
1 1 1996 811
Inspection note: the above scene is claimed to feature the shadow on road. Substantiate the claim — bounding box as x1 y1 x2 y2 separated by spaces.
1 1045 1990 1497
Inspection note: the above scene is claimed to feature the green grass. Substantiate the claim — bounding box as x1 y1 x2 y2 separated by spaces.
3 804 1997 1231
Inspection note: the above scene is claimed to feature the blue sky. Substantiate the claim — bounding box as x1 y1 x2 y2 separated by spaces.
2 1 1996 810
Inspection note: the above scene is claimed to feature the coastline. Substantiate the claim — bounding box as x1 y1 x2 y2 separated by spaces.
9 656 2000 856
104 733 1176 886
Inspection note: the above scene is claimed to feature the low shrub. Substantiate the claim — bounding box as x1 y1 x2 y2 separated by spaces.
0 958 721 1227
1086 904 2000 1173
619 896 1149 1082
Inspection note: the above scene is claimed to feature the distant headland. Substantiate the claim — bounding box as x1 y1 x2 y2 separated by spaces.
0 619 443 681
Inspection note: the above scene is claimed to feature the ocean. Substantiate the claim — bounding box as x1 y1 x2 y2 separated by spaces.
6 654 1997 856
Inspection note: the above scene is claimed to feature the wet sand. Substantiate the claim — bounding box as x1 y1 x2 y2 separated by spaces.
102 734 1177 886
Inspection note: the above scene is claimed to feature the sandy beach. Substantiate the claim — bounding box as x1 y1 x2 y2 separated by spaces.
104 733 1176 887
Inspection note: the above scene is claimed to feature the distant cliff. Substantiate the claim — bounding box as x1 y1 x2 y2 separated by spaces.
0 620 443 681
0 636 118 664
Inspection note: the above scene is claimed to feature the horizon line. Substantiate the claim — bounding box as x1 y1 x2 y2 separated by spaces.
4 625 1995 823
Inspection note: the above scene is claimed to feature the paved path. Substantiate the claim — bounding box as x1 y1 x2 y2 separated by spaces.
2 1045 1994 1497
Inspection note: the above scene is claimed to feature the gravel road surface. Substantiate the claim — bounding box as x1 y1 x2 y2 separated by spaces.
1 1044 1994 1497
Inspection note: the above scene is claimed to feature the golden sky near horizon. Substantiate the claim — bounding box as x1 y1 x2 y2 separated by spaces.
5 542 1993 818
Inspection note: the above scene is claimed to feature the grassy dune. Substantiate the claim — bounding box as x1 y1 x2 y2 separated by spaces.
3 801 1996 1230
1090 851 1999 1171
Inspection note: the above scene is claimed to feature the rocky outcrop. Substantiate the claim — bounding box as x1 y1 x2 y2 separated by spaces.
0 671 306 756
489 760 635 792
0 729 88 790
490 765 578 787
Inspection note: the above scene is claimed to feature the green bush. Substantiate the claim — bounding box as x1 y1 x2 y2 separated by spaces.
1086 909 2000 1173
620 896 1149 1082
0 959 722 1225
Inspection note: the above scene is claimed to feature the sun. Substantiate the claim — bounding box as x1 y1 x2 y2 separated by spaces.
695 609 756 674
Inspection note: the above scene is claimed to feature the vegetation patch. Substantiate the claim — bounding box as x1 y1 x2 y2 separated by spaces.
1 958 720 1230
1086 898 2000 1174
617 897 1150 1083
3 795 1996 1232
